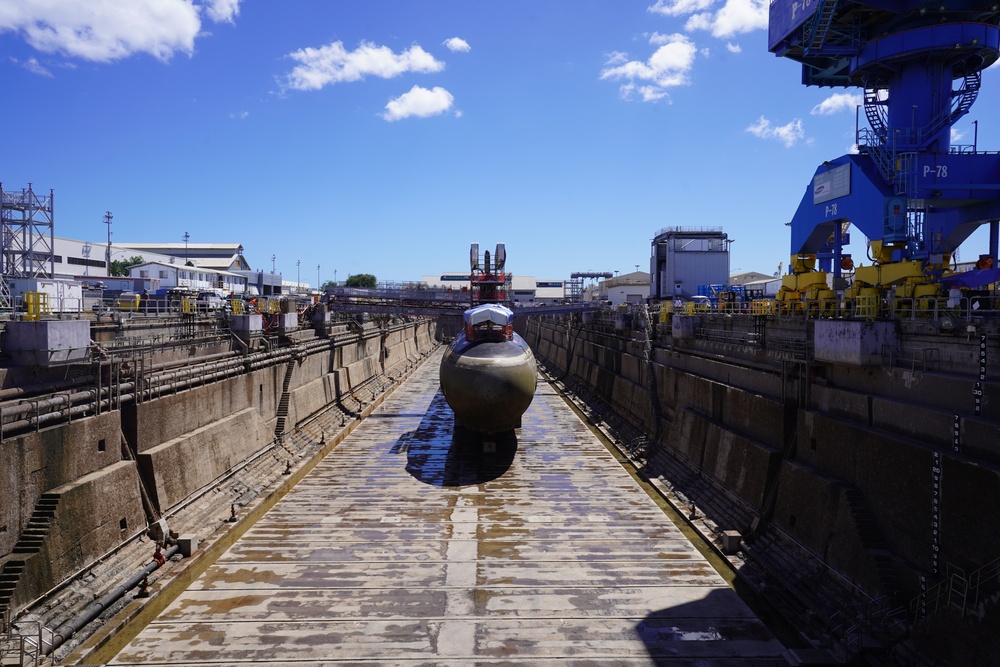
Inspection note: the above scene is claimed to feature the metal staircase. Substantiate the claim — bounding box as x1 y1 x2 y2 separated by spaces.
639 306 663 446
806 0 840 50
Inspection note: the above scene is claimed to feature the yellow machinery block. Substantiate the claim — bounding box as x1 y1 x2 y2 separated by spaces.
796 271 828 291
790 254 816 273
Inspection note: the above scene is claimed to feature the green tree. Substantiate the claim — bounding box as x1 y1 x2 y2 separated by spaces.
110 255 144 277
345 273 377 288
321 280 338 291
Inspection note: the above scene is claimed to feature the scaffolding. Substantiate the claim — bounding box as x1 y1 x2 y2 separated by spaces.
1 184 55 285
567 271 612 301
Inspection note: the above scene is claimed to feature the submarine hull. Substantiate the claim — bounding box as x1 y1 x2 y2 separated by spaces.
439 332 537 434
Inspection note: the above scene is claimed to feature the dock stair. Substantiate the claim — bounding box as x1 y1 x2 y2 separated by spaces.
0 494 60 629
843 486 902 598
273 358 297 442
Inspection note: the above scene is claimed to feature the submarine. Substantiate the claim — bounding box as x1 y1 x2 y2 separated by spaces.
439 303 537 434
439 242 537 434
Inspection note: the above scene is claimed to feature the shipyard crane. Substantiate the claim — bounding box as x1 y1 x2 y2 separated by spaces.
769 1 1000 310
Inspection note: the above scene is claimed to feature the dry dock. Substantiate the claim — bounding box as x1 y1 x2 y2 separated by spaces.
106 348 788 666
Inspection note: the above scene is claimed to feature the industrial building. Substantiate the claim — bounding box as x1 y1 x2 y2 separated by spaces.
649 226 731 300
581 271 650 305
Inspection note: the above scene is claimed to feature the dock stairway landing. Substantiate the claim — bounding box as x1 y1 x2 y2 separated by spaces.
0 494 60 630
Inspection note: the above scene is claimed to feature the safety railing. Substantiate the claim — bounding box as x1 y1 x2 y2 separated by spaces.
911 555 1000 623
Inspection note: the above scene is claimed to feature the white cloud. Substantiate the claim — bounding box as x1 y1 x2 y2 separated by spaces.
604 50 630 66
443 37 470 53
600 32 697 102
229 110 249 119
951 128 966 143
657 0 767 39
382 85 454 121
203 0 241 23
648 0 716 16
746 116 804 147
811 92 862 115
283 41 444 91
11 56 52 76
726 42 741 53
0 0 239 62
847 143 859 154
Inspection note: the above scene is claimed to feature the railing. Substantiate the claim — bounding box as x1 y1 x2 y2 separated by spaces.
911 555 1000 623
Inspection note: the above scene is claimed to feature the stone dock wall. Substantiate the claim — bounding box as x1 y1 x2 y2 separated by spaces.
0 318 437 618
518 314 1000 608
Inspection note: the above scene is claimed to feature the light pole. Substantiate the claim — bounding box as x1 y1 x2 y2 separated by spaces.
104 211 112 274
271 254 276 273
317 264 320 288
183 231 190 264
334 269 337 286
297 260 300 290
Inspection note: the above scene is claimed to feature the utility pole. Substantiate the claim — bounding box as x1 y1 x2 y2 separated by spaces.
271 254 276 273
297 259 300 290
183 231 190 264
317 264 320 288
104 211 113 275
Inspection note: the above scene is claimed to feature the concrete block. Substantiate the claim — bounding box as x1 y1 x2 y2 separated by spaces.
3 320 91 366
721 530 742 554
672 315 698 341
231 314 263 345
814 320 897 366
177 533 199 558
231 314 263 333
278 312 298 333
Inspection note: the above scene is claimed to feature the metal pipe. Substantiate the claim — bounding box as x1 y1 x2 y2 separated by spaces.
0 328 355 435
42 545 180 656
0 375 94 401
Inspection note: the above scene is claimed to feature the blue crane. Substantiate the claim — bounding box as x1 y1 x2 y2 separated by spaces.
769 1 1000 305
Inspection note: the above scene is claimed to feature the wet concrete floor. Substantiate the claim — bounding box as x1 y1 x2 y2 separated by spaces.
108 348 790 666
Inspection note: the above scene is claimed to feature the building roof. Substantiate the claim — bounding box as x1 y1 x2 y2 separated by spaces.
131 261 245 278
117 243 250 271
604 271 649 287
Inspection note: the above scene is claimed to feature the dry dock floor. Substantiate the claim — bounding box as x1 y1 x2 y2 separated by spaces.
108 348 789 666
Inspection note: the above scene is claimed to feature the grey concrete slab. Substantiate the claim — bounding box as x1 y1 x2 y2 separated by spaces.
108 348 789 665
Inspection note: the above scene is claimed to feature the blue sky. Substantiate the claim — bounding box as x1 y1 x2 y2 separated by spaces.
2 1 998 286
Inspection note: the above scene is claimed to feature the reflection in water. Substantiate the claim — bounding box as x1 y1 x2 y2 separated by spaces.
391 390 517 487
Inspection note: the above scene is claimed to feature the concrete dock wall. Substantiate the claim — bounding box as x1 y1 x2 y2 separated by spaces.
0 319 436 621
0 411 125 557
17 460 145 612
138 407 268 511
519 315 1000 603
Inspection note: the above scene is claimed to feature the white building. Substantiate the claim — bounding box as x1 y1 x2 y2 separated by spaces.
584 271 650 306
126 261 248 295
